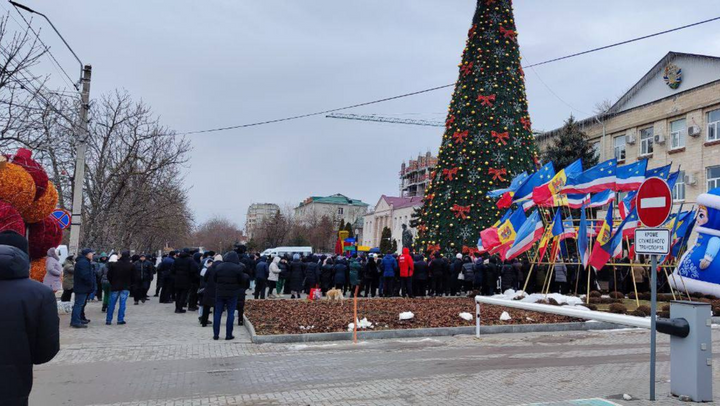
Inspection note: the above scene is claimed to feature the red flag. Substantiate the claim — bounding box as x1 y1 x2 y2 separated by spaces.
497 192 513 209
334 237 343 255
532 184 553 206
480 227 500 251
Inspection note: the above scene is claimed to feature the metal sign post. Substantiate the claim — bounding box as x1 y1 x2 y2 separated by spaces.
636 176 673 402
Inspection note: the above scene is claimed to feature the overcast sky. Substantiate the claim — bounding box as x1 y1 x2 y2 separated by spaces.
9 1 720 227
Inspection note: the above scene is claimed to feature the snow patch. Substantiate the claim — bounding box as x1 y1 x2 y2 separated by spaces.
499 311 512 321
491 291 584 306
399 311 414 320
347 318 374 332
459 312 473 321
57 301 72 314
622 394 632 401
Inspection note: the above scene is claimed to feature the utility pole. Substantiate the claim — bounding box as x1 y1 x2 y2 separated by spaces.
68 65 92 256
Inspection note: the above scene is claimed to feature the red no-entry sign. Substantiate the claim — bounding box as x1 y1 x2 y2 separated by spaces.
636 177 672 228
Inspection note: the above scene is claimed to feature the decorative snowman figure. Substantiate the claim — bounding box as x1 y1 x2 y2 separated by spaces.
672 188 720 296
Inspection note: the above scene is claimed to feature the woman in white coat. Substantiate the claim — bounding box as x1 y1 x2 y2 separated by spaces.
267 256 281 299
43 247 63 292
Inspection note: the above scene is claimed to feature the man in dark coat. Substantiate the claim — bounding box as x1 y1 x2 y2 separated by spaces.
72 248 95 327
428 252 448 297
132 254 154 305
212 251 247 340
106 251 135 325
412 254 428 297
483 256 499 295
158 251 176 303
200 258 218 327
288 254 305 298
501 259 516 292
170 249 198 313
253 256 269 299
303 255 319 294
0 232 59 406
187 251 202 311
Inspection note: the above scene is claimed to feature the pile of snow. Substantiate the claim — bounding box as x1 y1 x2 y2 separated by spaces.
458 312 473 321
299 325 315 331
57 301 72 314
499 311 512 321
399 311 414 320
622 394 633 401
347 318 374 332
491 290 584 307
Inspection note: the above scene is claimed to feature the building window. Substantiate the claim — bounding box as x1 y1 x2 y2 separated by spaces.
337 207 344 215
708 166 720 191
592 142 600 159
672 170 685 202
708 109 720 142
640 126 653 156
613 135 626 161
669 118 686 150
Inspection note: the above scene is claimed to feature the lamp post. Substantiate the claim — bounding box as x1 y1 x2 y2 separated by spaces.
10 1 91 256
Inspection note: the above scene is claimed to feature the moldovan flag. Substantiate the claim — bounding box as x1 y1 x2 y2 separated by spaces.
537 231 552 263
566 193 589 209
590 211 633 269
513 162 555 211
492 209 527 259
578 205 590 268
562 158 617 194
533 159 583 207
615 160 647 191
588 202 615 270
506 210 544 260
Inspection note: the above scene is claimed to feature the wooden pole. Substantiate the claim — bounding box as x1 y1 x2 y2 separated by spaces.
626 236 640 308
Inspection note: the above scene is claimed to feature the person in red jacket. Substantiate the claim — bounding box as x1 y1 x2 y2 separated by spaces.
398 247 414 298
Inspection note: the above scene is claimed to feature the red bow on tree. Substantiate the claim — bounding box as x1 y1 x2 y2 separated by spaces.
468 24 477 38
488 167 507 181
485 0 497 4
477 94 496 107
445 115 455 129
499 26 517 40
462 246 480 255
424 193 435 203
451 204 471 220
453 130 468 144
417 224 428 233
491 131 509 145
520 117 532 131
460 62 474 76
427 244 441 253
443 167 458 181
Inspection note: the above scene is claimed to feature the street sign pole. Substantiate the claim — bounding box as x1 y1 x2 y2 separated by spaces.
650 253 657 401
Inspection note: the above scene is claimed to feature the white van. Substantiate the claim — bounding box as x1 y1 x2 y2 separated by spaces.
261 246 313 258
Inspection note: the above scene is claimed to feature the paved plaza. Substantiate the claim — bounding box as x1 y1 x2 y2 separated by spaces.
31 294 720 406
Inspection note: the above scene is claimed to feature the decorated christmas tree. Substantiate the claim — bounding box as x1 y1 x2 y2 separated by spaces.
416 0 538 255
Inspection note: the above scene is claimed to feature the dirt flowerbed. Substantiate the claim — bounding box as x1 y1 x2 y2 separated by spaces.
245 297 578 336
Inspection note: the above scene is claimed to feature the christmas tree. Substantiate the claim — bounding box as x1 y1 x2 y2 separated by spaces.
416 0 538 255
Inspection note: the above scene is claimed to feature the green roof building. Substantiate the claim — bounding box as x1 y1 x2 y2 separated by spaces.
294 193 369 226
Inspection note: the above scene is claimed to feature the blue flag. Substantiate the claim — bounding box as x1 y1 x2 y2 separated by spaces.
487 172 529 198
646 164 671 179
578 205 589 268
551 209 563 237
562 158 618 194
513 162 555 208
616 160 647 191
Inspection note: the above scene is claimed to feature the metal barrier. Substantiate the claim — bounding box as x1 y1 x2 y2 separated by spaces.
474 296 712 402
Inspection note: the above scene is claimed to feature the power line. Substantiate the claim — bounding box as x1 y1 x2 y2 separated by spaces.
177 15 720 136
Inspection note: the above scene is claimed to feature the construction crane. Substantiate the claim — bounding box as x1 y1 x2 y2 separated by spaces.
326 113 444 128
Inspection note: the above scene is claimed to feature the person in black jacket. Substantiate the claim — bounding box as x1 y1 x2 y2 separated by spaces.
171 249 197 313
363 255 379 297
212 251 247 340
187 252 203 311
72 248 95 327
320 257 334 295
428 252 448 297
303 255 319 294
288 254 305 299
132 254 154 305
254 256 269 299
412 254 428 297
200 256 220 327
0 231 59 406
500 259 516 292
106 251 134 325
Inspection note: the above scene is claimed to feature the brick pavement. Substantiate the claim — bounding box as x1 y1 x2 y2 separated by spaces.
30 293 720 406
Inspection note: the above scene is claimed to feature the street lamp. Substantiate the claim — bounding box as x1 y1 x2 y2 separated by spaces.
10 1 92 256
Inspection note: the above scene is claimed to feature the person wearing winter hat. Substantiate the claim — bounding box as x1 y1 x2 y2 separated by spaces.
106 251 135 325
672 187 720 296
43 247 62 293
0 230 60 405
100 254 116 312
71 248 95 328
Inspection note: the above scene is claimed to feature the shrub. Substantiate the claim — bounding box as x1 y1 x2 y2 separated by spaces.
586 304 598 311
691 292 705 299
714 307 720 317
548 298 560 306
588 297 602 304
639 292 651 301
661 304 670 312
628 292 637 300
704 294 718 301
608 303 628 314
589 290 602 298
631 309 647 317
638 305 651 315
609 292 625 300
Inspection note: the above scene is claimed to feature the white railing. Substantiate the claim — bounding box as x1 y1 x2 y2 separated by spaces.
474 296 651 337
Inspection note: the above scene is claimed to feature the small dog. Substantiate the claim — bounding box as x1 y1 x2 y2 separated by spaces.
326 288 344 302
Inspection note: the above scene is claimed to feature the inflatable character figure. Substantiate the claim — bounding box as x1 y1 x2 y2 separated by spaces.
672 188 720 296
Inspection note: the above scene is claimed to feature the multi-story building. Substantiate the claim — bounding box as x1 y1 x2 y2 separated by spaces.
363 195 424 252
245 203 280 240
294 194 369 226
399 152 437 198
537 52 720 209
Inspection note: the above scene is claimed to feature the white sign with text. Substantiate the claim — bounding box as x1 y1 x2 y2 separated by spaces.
634 228 671 255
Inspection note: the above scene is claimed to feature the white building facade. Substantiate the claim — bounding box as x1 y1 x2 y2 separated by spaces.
363 195 423 253
294 194 369 226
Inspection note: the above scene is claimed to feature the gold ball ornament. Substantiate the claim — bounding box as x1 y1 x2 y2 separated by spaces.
0 159 36 215
20 181 58 224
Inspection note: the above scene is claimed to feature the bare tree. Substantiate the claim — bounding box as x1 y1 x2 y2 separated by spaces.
192 216 244 253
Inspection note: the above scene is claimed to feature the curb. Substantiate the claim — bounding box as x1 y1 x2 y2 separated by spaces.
244 318 628 344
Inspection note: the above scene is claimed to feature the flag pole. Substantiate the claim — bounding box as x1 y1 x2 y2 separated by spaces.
625 236 640 308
